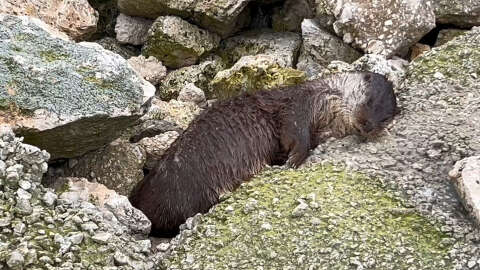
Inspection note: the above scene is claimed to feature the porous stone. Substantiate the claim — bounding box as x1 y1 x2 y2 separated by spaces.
138 131 180 170
177 83 207 106
64 139 146 196
128 55 167 86
0 15 154 159
297 19 361 79
435 29 468 47
141 97 202 130
0 0 98 41
317 0 435 56
117 0 251 37
434 0 480 27
115 13 154 46
143 16 221 68
210 54 306 99
219 29 302 68
157 58 225 100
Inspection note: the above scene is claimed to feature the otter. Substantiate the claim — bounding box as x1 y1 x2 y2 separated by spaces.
130 71 397 236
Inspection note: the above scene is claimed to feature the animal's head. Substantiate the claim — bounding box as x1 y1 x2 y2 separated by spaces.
325 71 398 137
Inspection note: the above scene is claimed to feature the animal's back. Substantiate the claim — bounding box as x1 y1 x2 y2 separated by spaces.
130 92 282 235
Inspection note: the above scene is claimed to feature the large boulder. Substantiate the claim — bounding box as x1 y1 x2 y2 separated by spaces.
0 15 154 159
143 16 221 68
210 54 306 99
117 0 251 37
297 19 362 78
219 30 302 68
315 0 435 56
0 0 98 41
434 0 480 27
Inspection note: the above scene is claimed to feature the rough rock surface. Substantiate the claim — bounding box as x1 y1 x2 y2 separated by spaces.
0 125 154 269
434 0 480 27
157 57 225 100
143 16 221 68
303 26 480 269
0 0 98 41
449 156 480 227
0 15 154 159
138 131 180 170
117 0 251 37
63 139 146 196
142 97 202 130
55 177 151 234
350 54 409 88
115 13 153 46
297 19 361 79
177 83 207 106
435 29 468 47
128 55 167 86
272 0 314 32
210 54 306 99
161 167 454 269
219 30 302 68
95 37 140 59
323 0 435 56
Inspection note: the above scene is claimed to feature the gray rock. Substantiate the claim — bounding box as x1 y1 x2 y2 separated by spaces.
117 0 251 37
157 58 225 100
178 83 207 106
0 0 98 41
351 54 409 88
219 29 302 68
435 29 468 47
138 131 179 170
317 0 435 56
103 195 152 235
68 233 84 245
128 55 167 86
92 232 112 243
0 15 154 159
115 13 153 46
449 156 480 226
297 19 361 79
143 16 221 68
434 0 480 27
141 97 202 130
64 139 146 196
7 251 24 269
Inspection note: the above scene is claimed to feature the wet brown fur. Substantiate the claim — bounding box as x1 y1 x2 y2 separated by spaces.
129 72 397 236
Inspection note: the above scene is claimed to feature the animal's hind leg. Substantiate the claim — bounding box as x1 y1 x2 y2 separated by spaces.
279 122 311 168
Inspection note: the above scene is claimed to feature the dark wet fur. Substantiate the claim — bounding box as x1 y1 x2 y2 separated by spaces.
129 72 397 236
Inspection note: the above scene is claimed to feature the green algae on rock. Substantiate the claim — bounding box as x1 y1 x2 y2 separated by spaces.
163 165 454 270
210 54 306 99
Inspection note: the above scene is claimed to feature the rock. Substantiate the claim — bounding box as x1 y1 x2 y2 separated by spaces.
178 83 207 106
7 251 24 269
219 29 302 68
92 232 112 244
143 16 221 68
128 55 167 86
316 0 435 56
138 131 180 170
141 97 202 130
42 191 58 207
435 29 468 47
449 156 480 227
272 0 315 32
0 15 154 159
351 54 409 88
57 177 152 234
115 13 154 46
409 43 431 61
96 37 140 59
157 57 225 100
434 0 480 27
117 0 251 37
64 139 146 196
0 0 98 41
210 54 306 99
297 19 361 79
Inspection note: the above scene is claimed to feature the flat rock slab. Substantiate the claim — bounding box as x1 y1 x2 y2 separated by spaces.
0 15 154 159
